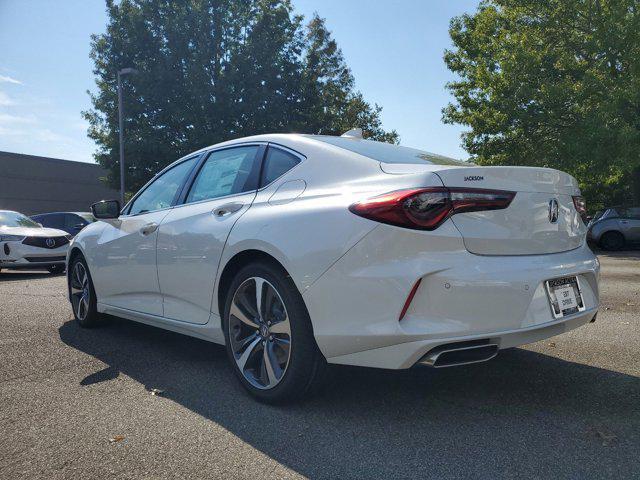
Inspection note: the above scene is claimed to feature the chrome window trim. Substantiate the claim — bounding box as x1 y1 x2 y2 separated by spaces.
118 140 307 218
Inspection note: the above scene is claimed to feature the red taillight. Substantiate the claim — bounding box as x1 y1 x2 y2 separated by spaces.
349 187 515 230
572 195 587 224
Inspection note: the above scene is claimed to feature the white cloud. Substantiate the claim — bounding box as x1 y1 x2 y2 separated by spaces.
0 75 22 85
0 81 96 162
34 129 68 143
0 91 15 106
0 112 34 124
0 126 26 137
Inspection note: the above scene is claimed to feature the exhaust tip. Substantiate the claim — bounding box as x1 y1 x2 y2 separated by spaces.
417 340 499 368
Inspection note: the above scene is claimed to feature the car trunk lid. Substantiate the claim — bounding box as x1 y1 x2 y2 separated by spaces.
434 166 585 255
381 163 586 255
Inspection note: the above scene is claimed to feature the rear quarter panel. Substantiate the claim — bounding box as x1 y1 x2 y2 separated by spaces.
215 136 444 317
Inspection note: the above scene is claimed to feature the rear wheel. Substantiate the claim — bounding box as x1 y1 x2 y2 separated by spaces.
48 265 65 274
69 256 101 327
600 231 625 251
223 262 325 403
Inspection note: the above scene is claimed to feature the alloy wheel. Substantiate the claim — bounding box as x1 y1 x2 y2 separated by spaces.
70 262 90 321
228 277 292 390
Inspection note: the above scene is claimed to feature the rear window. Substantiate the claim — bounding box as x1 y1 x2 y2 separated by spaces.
311 136 469 166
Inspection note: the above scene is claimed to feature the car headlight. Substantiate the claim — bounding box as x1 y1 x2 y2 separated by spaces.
0 235 26 242
65 234 73 241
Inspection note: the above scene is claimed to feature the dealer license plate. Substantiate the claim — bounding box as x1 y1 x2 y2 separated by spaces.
545 276 585 319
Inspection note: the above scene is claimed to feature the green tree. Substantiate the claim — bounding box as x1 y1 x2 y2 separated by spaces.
443 0 640 209
299 14 397 142
84 1 397 193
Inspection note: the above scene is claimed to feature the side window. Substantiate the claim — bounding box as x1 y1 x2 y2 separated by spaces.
186 146 259 203
625 207 640 220
129 157 198 215
40 213 64 229
65 214 85 229
260 147 300 187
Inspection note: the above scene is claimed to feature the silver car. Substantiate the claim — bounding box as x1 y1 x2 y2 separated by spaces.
588 207 640 250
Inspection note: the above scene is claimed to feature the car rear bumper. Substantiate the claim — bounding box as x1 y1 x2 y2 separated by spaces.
325 307 597 369
303 222 600 369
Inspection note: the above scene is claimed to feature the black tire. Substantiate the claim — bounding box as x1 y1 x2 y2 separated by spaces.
68 255 101 328
600 231 625 251
48 265 65 274
222 261 326 404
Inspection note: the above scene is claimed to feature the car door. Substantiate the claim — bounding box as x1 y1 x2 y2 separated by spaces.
619 208 640 242
156 144 263 324
93 156 199 316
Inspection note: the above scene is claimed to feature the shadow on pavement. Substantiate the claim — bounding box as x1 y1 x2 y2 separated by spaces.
59 317 639 478
0 270 58 281
596 250 640 260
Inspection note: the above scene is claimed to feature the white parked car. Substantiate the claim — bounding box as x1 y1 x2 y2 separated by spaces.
0 210 70 274
67 133 599 403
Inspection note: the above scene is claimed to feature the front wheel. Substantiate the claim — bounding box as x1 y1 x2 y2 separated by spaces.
223 262 325 403
68 257 101 327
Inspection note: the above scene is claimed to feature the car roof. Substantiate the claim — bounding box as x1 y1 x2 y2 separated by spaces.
193 133 464 165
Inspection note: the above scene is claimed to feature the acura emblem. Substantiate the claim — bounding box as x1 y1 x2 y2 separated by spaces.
548 198 559 224
45 238 56 248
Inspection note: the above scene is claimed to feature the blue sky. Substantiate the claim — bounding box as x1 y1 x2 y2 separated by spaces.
0 0 479 163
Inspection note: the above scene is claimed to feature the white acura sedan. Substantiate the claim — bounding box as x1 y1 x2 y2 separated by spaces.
0 210 70 274
67 132 599 402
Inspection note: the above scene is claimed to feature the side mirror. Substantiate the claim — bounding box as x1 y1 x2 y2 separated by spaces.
91 200 121 219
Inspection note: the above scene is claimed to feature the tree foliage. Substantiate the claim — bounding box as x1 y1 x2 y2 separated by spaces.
443 0 640 209
84 0 397 192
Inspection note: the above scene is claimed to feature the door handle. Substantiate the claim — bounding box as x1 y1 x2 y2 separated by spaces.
620 221 629 224
139 222 159 235
213 202 244 217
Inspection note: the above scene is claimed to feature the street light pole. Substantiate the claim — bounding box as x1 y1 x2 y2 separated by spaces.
116 67 138 207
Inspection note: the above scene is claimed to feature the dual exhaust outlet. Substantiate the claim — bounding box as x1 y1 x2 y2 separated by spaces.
416 340 499 368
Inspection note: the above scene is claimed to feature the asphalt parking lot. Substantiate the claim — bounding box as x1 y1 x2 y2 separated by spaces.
0 252 639 479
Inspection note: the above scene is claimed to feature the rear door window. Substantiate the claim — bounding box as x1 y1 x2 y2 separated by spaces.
40 213 65 229
185 146 260 203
